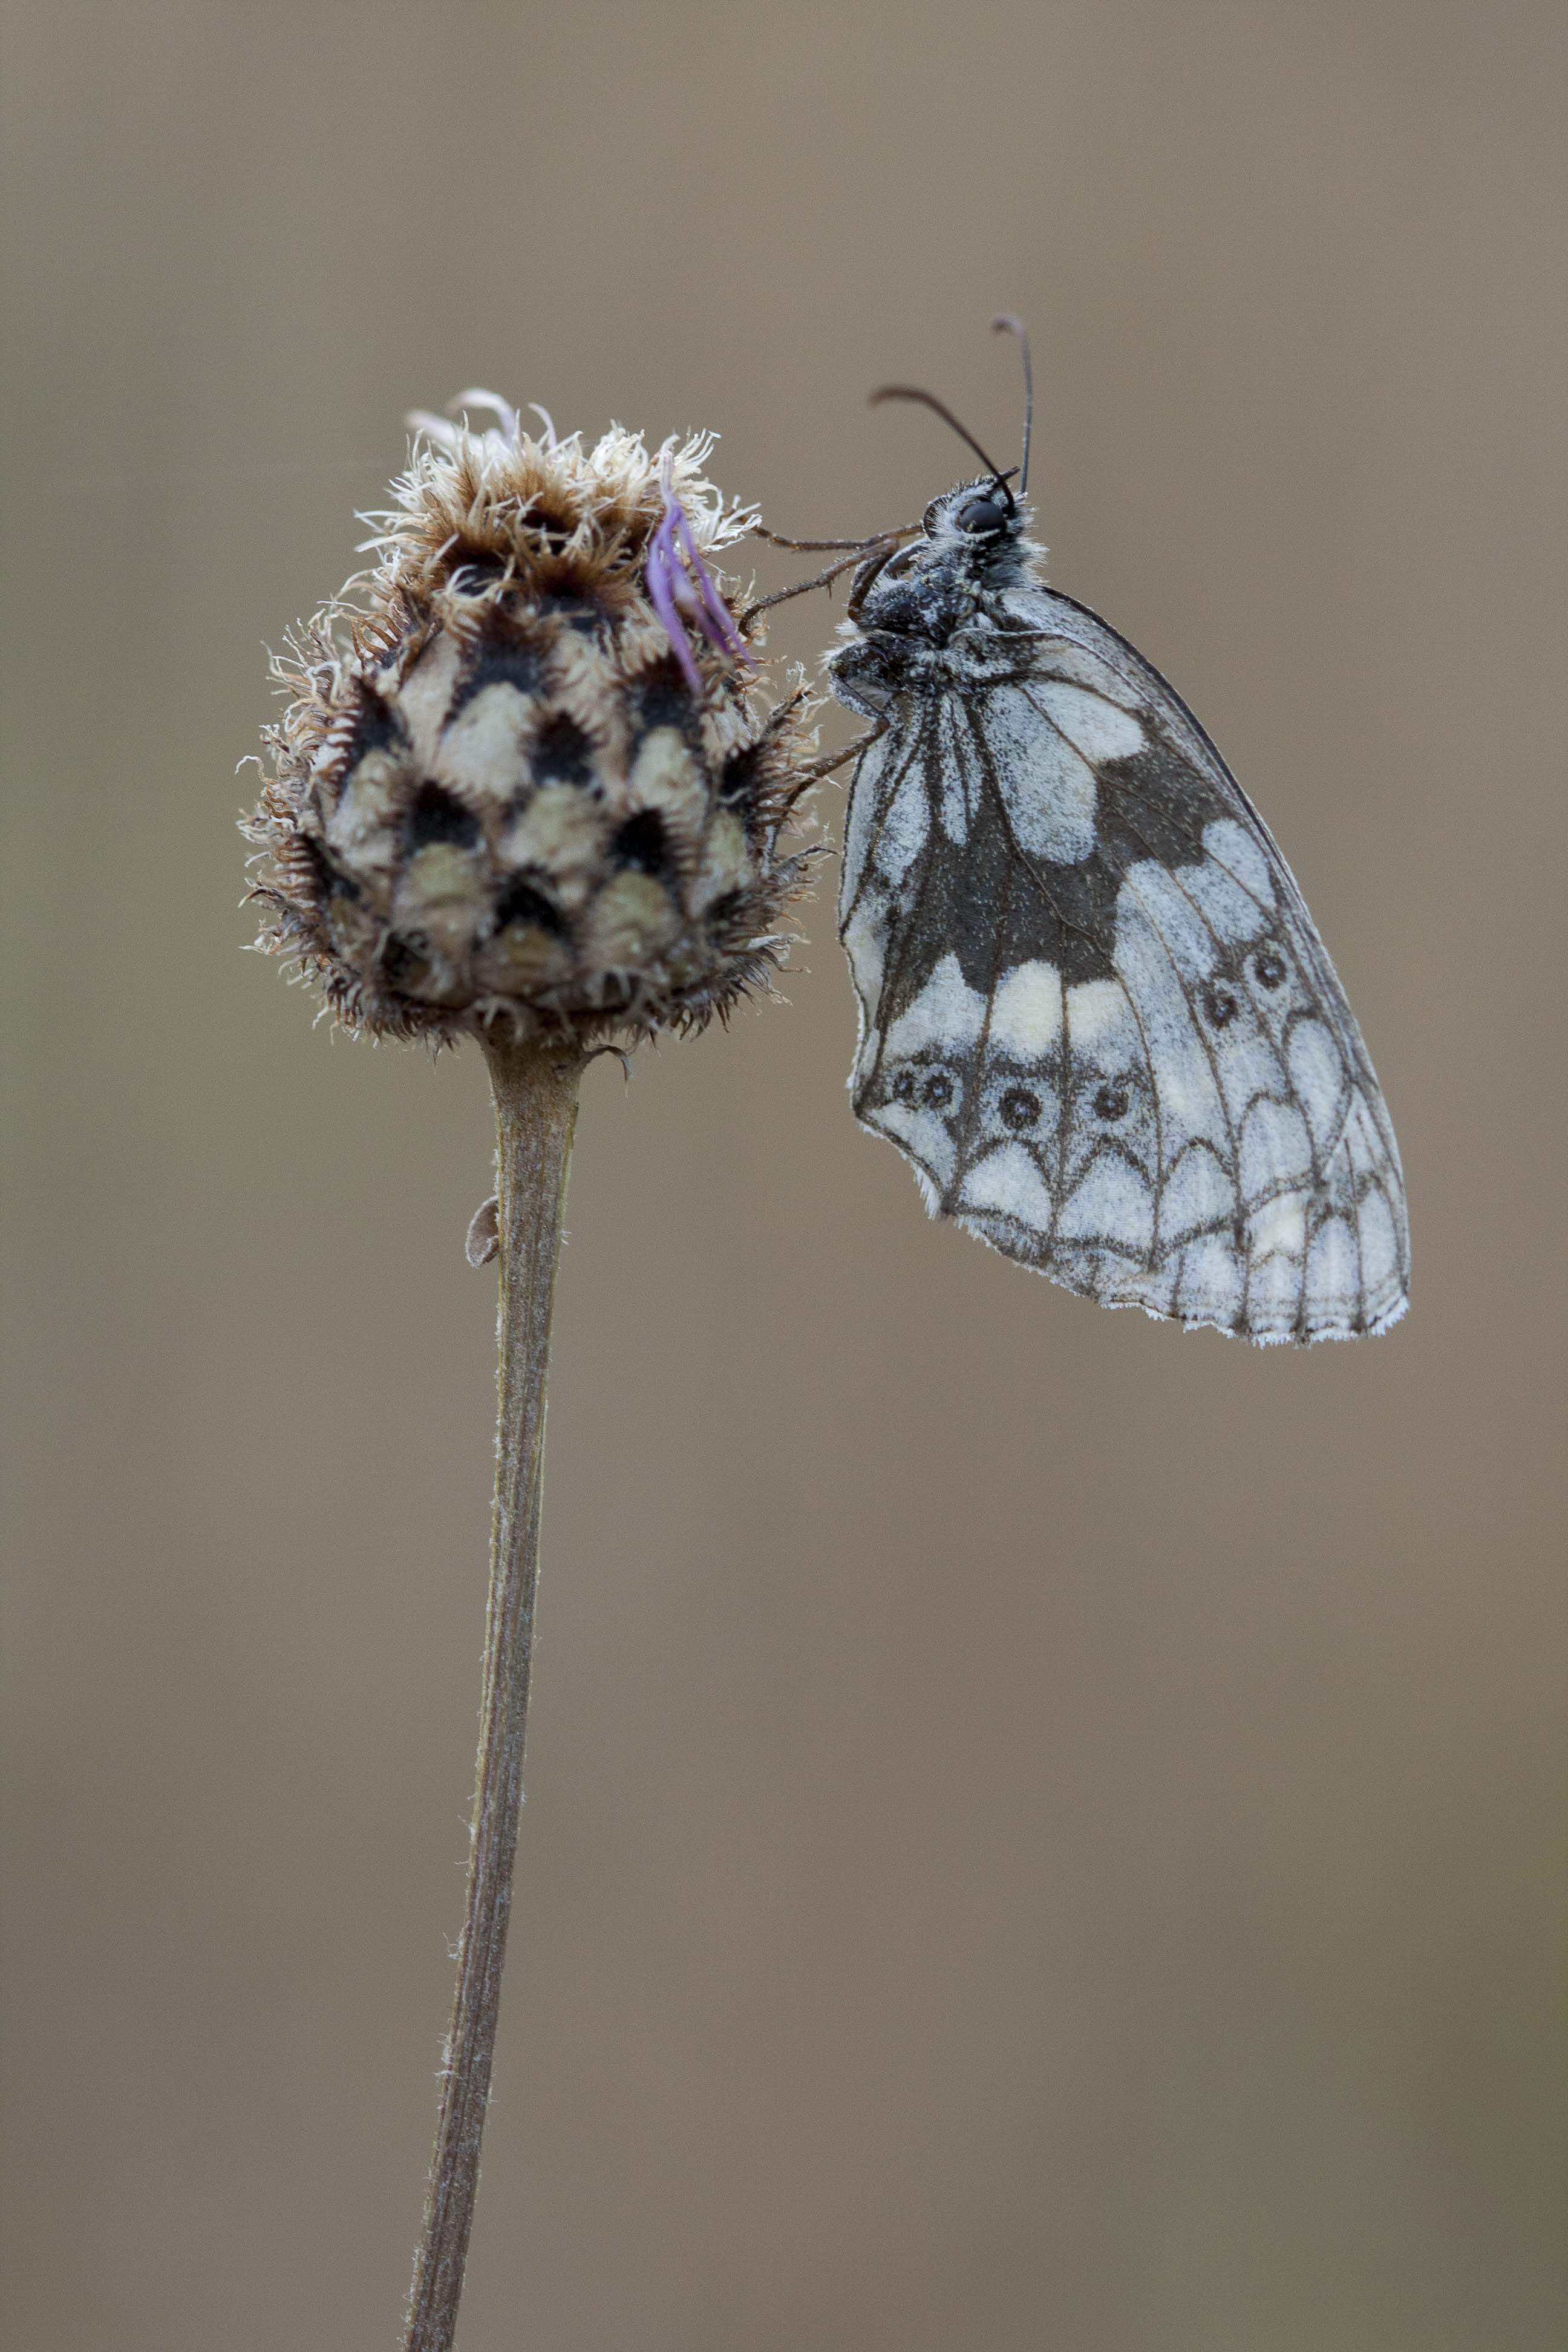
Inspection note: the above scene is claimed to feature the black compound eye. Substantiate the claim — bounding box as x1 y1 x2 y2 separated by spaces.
1201 980 1240 1028
1253 946 1287 991
890 1070 918 1105
956 497 1007 536
1092 1079 1130 1122
998 1085 1040 1131
921 1071 955 1109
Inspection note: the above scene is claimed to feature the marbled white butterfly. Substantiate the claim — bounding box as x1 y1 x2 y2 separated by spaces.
769 322 1409 1344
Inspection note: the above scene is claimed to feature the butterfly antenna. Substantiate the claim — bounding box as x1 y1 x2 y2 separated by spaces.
868 384 1014 509
990 315 1033 495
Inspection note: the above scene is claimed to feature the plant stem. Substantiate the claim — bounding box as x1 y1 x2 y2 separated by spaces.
403 1033 585 2352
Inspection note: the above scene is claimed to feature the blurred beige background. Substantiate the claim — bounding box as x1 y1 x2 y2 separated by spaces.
4 4 1564 2347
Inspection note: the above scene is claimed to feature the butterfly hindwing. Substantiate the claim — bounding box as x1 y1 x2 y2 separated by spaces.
835 576 1409 1343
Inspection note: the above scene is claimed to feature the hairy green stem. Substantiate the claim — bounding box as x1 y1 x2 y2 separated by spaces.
403 1033 584 2352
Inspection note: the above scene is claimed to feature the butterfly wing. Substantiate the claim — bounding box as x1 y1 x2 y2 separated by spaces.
836 589 1410 1342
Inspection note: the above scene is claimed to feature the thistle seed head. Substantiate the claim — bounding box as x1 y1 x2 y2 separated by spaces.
243 396 818 1044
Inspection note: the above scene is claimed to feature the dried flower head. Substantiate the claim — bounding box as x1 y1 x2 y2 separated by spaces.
244 394 817 1043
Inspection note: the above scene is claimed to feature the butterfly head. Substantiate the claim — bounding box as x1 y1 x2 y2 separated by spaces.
849 345 1044 627
844 474 1042 636
938 481 1013 539
866 340 1039 592
918 472 1037 581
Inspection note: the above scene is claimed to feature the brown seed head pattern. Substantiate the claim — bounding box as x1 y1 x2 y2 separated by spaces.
243 402 819 1043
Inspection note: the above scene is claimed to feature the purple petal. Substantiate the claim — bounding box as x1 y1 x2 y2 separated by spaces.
644 512 704 696
645 474 754 697
671 503 753 662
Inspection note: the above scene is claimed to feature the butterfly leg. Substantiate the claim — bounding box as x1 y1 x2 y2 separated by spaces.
780 718 890 805
739 528 917 629
751 526 892 551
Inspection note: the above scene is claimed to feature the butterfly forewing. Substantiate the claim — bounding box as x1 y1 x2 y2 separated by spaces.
833 548 1409 1344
